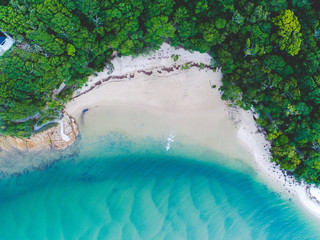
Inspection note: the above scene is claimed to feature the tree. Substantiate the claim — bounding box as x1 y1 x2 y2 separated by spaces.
263 55 287 73
215 18 227 29
144 16 175 47
249 5 270 23
232 10 245 26
261 0 288 12
291 0 309 8
201 23 225 45
271 10 302 56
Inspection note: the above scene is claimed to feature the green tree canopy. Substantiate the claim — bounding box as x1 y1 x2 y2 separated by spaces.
271 10 302 56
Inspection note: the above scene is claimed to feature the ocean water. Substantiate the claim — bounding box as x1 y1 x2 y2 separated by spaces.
0 132 320 240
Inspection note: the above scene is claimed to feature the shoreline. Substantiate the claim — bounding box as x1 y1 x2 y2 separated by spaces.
0 113 79 152
236 96 320 219
66 43 320 220
67 71 249 163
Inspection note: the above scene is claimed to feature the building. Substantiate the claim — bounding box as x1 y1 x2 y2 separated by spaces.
0 31 7 45
0 31 14 56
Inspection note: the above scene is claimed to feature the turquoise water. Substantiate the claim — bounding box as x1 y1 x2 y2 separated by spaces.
0 132 320 239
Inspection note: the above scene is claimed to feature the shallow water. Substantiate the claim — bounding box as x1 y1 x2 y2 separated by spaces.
0 132 320 240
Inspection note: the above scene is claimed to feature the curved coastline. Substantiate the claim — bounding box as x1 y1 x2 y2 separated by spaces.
237 108 320 218
65 43 320 220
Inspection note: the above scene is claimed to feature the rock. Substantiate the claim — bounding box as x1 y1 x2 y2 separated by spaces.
0 113 79 152
26 133 51 151
0 136 28 151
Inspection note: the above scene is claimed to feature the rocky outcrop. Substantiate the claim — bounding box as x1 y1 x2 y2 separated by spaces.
0 114 79 152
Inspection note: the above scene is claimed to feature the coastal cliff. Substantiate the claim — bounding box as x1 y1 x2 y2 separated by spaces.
0 114 79 152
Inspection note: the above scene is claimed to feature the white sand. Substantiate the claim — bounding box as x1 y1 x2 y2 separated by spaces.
236 108 320 218
66 43 320 219
74 43 213 96
68 68 250 166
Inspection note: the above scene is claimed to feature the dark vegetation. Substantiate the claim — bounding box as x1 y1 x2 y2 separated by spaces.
0 0 320 183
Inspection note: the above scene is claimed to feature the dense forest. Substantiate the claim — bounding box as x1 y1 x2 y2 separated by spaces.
0 0 320 183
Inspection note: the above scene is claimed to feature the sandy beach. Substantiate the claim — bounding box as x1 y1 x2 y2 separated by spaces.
66 43 320 220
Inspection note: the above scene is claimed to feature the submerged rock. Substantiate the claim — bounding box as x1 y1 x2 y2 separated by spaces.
0 114 79 152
